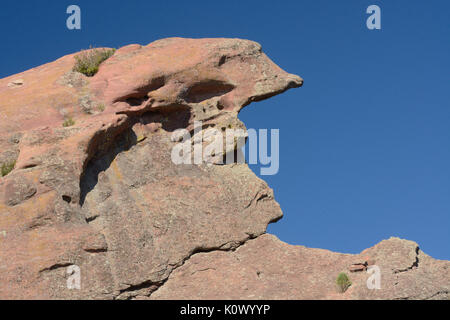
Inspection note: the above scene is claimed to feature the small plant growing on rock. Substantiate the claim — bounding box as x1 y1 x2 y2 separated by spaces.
96 103 105 112
1 160 16 177
63 117 75 127
336 272 352 293
73 48 115 77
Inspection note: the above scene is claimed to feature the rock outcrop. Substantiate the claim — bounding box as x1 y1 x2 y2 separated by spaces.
0 38 448 300
152 235 449 300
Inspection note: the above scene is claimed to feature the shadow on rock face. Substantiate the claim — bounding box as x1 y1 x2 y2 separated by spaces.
79 129 138 207
140 107 191 132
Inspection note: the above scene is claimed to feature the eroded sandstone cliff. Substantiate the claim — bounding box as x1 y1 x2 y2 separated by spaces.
0 38 448 300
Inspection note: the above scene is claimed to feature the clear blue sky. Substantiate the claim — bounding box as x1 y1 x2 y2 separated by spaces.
1 1 449 259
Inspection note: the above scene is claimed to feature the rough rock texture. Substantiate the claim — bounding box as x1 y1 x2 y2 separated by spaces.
152 235 450 300
0 38 448 300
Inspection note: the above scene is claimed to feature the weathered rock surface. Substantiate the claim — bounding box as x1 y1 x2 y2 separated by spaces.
0 38 448 300
152 235 450 300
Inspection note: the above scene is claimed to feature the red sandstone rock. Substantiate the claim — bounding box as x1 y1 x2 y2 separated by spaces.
151 235 450 300
0 38 448 300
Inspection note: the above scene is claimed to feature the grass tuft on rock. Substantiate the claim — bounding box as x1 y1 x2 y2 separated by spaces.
96 102 106 112
336 272 352 293
73 48 115 77
63 117 75 127
1 160 16 177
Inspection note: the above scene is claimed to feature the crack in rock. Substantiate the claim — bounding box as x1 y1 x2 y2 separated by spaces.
39 263 73 273
394 246 420 274
146 233 267 299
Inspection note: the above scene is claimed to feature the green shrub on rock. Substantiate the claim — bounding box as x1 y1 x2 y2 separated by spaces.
63 117 75 127
73 48 115 77
1 160 16 177
336 272 352 293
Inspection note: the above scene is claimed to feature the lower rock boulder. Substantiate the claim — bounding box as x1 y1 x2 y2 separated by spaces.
151 235 450 300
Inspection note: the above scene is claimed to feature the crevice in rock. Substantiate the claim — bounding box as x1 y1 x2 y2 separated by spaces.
80 129 138 207
26 216 53 231
148 233 267 298
182 80 235 103
85 215 98 223
244 190 270 209
218 55 227 67
39 263 72 273
125 97 147 107
424 290 449 300
83 248 108 254
21 163 38 169
140 106 191 132
118 280 156 294
191 268 216 276
112 76 165 105
115 279 163 300
394 246 420 273
81 116 132 174
395 289 449 300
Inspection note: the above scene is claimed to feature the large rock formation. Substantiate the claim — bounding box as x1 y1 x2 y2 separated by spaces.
0 38 448 300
